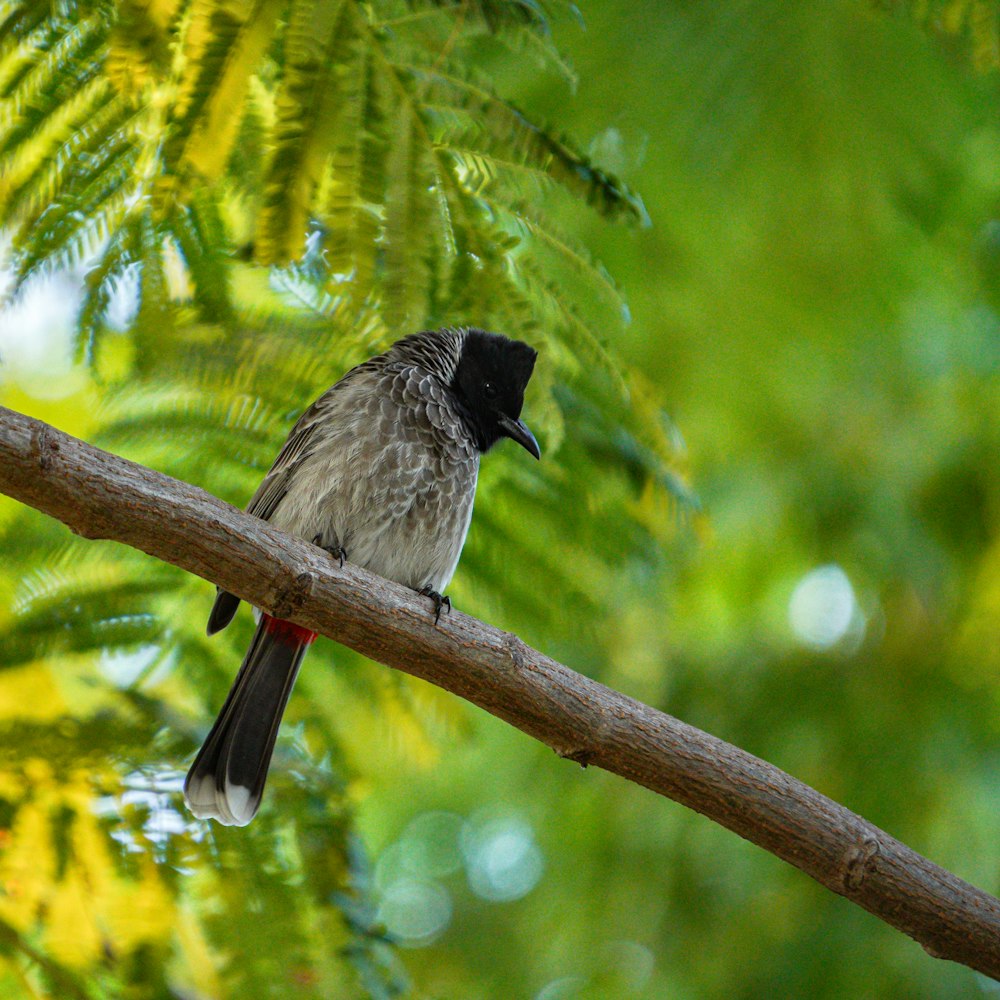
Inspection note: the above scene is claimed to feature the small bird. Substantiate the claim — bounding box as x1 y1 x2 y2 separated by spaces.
184 327 539 826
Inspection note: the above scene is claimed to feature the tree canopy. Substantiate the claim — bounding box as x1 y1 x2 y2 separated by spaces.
0 0 999 997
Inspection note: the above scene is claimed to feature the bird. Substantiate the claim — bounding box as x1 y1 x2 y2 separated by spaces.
183 327 539 826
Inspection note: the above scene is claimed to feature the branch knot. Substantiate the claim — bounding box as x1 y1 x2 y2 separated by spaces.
271 570 314 621
32 422 59 472
556 746 594 768
500 632 529 673
841 834 880 892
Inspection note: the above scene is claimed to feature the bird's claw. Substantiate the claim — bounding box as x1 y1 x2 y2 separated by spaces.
418 587 452 625
312 535 347 568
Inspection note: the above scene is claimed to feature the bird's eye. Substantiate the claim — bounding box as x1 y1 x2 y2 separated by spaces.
483 381 498 400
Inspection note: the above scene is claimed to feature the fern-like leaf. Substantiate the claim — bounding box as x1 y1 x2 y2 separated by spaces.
255 0 348 264
166 0 285 184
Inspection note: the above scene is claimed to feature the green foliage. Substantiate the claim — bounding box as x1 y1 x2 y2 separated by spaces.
0 0 646 388
883 0 1000 70
3 0 1000 997
0 0 683 994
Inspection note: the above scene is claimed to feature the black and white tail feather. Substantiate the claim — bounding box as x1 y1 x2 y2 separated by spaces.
184 611 315 826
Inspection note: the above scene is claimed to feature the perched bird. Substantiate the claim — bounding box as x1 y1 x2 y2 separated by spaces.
184 327 539 826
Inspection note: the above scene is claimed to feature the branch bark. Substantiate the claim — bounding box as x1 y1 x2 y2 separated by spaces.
1 403 998 979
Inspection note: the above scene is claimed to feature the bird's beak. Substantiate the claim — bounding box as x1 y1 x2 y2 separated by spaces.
498 414 541 459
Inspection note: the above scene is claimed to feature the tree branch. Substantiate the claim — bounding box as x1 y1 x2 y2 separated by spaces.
1 403 998 979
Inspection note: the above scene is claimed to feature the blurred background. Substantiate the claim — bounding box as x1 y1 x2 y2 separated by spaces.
1 0 999 997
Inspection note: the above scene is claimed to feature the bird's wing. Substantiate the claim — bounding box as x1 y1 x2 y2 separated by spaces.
245 359 382 522
245 405 320 522
207 427 316 633
208 361 384 635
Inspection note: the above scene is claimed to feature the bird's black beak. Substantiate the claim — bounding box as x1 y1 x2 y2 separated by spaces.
498 414 541 459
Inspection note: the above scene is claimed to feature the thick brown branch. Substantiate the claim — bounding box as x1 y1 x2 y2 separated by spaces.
1 403 998 978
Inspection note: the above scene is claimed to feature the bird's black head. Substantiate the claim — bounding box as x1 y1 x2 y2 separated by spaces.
451 329 540 458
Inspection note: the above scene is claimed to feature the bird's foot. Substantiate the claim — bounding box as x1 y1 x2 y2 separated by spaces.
418 587 452 625
312 535 347 569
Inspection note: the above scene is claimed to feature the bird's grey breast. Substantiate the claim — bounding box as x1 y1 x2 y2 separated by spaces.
270 358 479 593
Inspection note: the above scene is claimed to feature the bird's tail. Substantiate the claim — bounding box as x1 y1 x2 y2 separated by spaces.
184 616 316 826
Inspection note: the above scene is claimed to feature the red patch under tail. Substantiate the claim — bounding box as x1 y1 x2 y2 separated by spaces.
263 616 318 646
